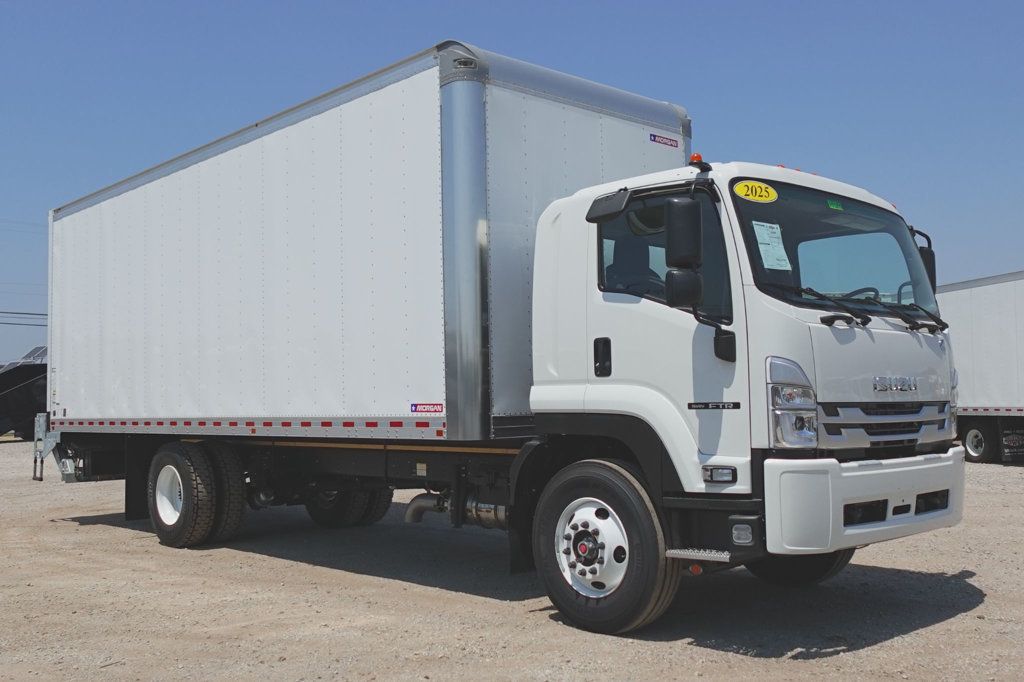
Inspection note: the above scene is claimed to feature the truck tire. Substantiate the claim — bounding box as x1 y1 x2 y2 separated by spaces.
532 459 681 634
306 489 372 528
14 418 34 441
744 548 855 587
358 488 394 526
147 441 217 548
962 420 998 463
203 441 247 543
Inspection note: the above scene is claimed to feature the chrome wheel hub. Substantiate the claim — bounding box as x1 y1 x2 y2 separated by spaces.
555 497 629 597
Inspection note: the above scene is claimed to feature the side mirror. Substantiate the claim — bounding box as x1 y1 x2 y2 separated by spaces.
918 246 937 292
666 269 702 309
665 197 702 269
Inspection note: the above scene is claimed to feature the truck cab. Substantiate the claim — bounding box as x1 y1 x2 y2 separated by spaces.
529 160 964 593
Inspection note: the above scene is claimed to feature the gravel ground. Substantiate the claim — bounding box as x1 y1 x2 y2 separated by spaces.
0 439 1021 680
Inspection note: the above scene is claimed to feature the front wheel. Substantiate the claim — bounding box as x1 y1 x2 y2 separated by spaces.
744 548 855 587
532 459 681 634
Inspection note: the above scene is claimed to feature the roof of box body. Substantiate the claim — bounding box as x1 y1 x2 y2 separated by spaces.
937 270 1024 293
53 40 691 220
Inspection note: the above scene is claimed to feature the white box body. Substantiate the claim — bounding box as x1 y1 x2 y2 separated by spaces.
47 41 690 441
938 271 1024 413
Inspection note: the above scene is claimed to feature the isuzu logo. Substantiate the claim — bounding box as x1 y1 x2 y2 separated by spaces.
873 376 918 392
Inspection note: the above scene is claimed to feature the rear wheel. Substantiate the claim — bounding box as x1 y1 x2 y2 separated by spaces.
147 441 217 547
532 459 681 634
744 548 855 587
962 420 998 463
306 489 372 528
358 488 394 526
203 441 247 543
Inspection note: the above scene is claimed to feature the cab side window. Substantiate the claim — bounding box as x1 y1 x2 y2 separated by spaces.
598 192 732 322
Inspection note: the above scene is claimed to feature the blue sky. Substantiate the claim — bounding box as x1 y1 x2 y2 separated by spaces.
1 0 1021 361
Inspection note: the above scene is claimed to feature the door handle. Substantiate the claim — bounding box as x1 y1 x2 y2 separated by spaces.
594 337 612 377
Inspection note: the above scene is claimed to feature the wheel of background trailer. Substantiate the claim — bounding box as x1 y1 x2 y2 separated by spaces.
744 548 855 587
357 488 394 526
147 441 217 548
14 419 34 441
962 420 998 463
532 459 681 634
305 489 372 528
202 441 247 543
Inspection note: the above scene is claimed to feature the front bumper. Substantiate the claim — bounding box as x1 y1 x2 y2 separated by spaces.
763 446 965 554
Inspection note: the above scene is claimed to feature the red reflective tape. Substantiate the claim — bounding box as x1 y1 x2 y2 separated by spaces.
320 421 333 427
144 421 152 426
436 429 444 437
184 420 192 426
281 421 292 427
343 421 355 428
263 421 273 427
170 421 178 426
229 421 238 426
299 421 310 427
365 421 378 428
416 421 429 428
213 421 222 426
198 421 207 426
246 421 255 427
390 421 403 428
88 421 94 425
131 421 139 426
98 421 105 426
121 421 127 426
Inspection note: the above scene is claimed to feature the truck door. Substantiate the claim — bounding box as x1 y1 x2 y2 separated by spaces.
585 189 752 493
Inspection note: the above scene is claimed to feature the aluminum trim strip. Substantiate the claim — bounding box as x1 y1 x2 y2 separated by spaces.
440 79 489 441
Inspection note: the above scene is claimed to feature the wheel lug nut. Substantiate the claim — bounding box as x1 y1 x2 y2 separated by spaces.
570 523 579 531
569 561 577 568
580 521 589 529
591 528 599 537
562 547 571 555
578 569 587 577
589 567 598 575
598 542 605 549
563 533 572 541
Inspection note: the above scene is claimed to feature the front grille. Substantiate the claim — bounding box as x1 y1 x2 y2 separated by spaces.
818 402 950 451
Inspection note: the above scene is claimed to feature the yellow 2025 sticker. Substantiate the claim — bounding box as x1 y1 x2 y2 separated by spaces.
734 180 778 203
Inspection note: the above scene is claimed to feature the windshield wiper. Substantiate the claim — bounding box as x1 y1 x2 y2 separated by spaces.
842 297 937 332
762 284 871 326
903 302 949 331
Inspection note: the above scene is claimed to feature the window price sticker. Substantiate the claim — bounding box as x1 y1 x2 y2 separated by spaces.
752 221 792 271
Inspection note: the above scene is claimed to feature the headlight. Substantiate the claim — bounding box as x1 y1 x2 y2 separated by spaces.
767 357 817 449
772 408 818 448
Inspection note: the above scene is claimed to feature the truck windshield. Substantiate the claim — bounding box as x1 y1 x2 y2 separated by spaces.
730 178 938 316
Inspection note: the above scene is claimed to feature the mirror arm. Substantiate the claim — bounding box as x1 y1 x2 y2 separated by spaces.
692 311 736 363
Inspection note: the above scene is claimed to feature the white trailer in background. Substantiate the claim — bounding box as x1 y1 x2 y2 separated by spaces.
938 271 1024 463
35 40 965 634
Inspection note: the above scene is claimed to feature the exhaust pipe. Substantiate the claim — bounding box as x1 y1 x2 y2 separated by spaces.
404 493 447 523
403 492 508 530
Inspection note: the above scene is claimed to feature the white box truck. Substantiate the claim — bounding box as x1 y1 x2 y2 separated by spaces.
938 270 1024 463
34 41 965 633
